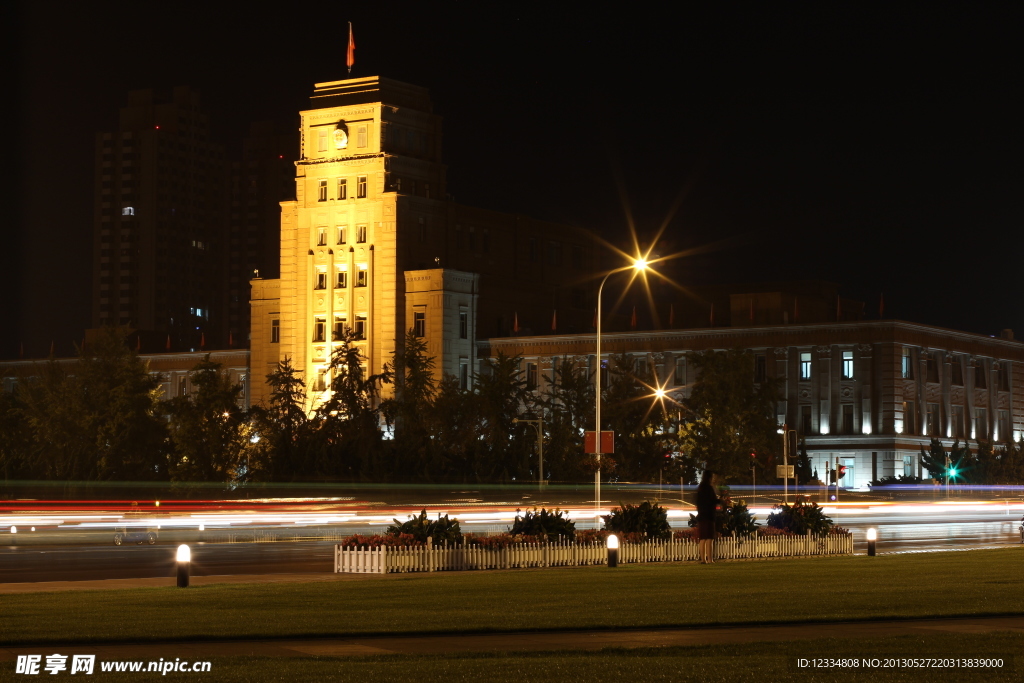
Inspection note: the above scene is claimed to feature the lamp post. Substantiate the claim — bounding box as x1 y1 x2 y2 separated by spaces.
866 527 877 556
513 417 545 488
176 544 191 588
594 259 649 523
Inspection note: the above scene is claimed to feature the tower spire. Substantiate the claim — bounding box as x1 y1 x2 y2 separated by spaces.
346 22 356 75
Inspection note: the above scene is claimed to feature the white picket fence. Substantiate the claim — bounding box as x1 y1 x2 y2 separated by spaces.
334 532 853 574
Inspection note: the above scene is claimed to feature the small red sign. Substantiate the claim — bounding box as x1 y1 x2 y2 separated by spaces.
584 430 615 454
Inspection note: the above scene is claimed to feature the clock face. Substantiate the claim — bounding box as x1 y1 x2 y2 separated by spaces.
334 127 348 150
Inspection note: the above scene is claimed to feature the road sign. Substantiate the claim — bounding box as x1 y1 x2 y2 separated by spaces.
776 465 794 479
584 430 615 454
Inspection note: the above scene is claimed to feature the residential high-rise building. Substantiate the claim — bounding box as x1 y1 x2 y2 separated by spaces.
92 87 226 349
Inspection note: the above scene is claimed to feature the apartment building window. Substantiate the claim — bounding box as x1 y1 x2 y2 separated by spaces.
355 266 367 287
317 130 328 152
357 126 367 148
952 405 965 438
998 363 1010 391
636 357 648 378
356 224 367 243
903 401 916 435
317 179 327 202
413 307 426 337
334 315 347 339
548 240 562 266
927 403 940 435
354 315 366 340
526 362 539 390
799 352 812 380
998 409 1010 441
314 271 327 289
926 355 939 383
459 360 469 390
178 376 188 397
337 178 347 200
316 228 326 246
952 358 964 386
314 369 327 392
459 309 468 339
313 317 326 342
800 405 813 435
424 183 431 199
902 348 913 379
337 225 346 244
975 407 988 439
674 357 686 386
975 361 987 389
335 268 347 289
271 319 280 343
841 404 854 435
410 180 417 196
842 350 854 380
357 175 367 198
754 354 766 383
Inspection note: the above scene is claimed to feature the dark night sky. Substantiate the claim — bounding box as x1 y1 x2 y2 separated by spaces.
7 3 1024 358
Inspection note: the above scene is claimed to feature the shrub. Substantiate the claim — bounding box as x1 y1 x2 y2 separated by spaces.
509 507 576 541
338 533 421 548
766 500 834 535
673 527 699 541
602 501 671 540
386 509 463 545
687 489 758 536
869 475 923 487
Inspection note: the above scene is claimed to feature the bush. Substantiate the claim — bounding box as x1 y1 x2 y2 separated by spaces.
386 509 463 545
870 475 923 487
509 507 576 541
338 533 421 548
602 501 671 540
687 488 758 537
766 500 834 535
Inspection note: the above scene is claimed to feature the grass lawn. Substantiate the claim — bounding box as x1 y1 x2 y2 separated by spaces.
2 547 1022 646
28 633 1024 682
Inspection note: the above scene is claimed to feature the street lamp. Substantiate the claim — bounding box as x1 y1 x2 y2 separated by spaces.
594 258 649 522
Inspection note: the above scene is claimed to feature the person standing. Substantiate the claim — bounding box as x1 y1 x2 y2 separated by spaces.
695 469 719 563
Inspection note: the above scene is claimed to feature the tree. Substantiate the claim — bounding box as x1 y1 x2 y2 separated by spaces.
250 356 309 481
540 356 595 481
602 353 675 482
678 349 781 483
381 331 438 479
919 438 973 482
795 438 814 483
473 353 535 482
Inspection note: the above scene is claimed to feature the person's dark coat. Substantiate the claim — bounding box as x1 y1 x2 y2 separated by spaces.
695 481 718 540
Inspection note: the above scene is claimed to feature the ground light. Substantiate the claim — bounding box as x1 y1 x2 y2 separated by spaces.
176 544 191 588
866 528 877 556
607 534 619 568
10 526 15 534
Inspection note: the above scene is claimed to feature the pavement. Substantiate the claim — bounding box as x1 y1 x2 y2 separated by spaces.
0 572 380 594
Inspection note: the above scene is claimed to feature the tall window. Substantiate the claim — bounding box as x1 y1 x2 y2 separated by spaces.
317 179 327 202
413 307 426 337
975 407 988 439
357 126 367 147
800 352 812 380
314 271 327 289
998 363 1010 391
357 175 367 198
317 130 328 152
842 350 854 379
926 355 939 383
927 403 939 435
334 315 347 339
800 405 813 435
975 361 987 389
316 227 326 246
354 315 366 340
419 217 427 243
271 319 280 343
842 404 854 435
459 309 468 339
459 359 469 390
335 268 347 289
902 347 913 379
998 410 1010 441
952 358 964 386
526 362 539 390
754 354 766 383
337 178 347 200
356 225 367 243
903 401 916 435
178 376 188 396
313 317 326 342
337 225 346 244
547 240 562 265
674 357 686 386
314 370 327 392
952 405 965 438
355 266 367 287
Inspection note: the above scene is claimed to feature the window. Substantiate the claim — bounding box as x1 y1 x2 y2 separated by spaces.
314 271 327 289
974 361 987 389
547 240 562 265
754 354 766 383
975 408 988 439
926 355 939 383
178 376 188 397
317 179 327 202
903 401 916 435
459 359 469 390
842 404 854 435
356 224 367 243
424 183 431 199
998 410 1010 441
800 405 813 435
355 266 367 287
674 357 686 386
337 178 347 200
902 347 913 379
337 225 346 244
459 309 468 339
636 357 648 378
998 363 1010 391
526 362 539 390
354 315 366 339
271 319 280 343
413 307 426 337
952 358 963 386
317 130 328 152
316 227 326 246
357 175 367 198
314 369 327 392
952 405 965 438
334 315 347 339
927 403 939 435
335 269 347 289
122 206 134 216
313 317 326 342
842 350 854 380
357 126 367 148
799 352 812 380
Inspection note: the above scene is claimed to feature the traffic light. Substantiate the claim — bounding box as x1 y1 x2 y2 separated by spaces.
837 464 848 480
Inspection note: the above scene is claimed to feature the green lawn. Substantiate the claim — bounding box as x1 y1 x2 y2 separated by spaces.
2 548 1023 646
23 633 1024 683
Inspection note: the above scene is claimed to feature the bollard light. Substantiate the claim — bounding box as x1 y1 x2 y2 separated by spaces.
10 526 16 534
198 524 204 532
866 528 877 557
607 534 619 568
176 544 191 588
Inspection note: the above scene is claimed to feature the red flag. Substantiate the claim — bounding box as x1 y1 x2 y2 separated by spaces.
551 310 557 332
879 292 885 319
49 341 55 357
135 336 141 352
630 306 637 330
229 331 234 348
166 334 171 351
669 303 674 328
200 332 206 349
346 22 355 74
512 313 519 334
709 303 715 327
